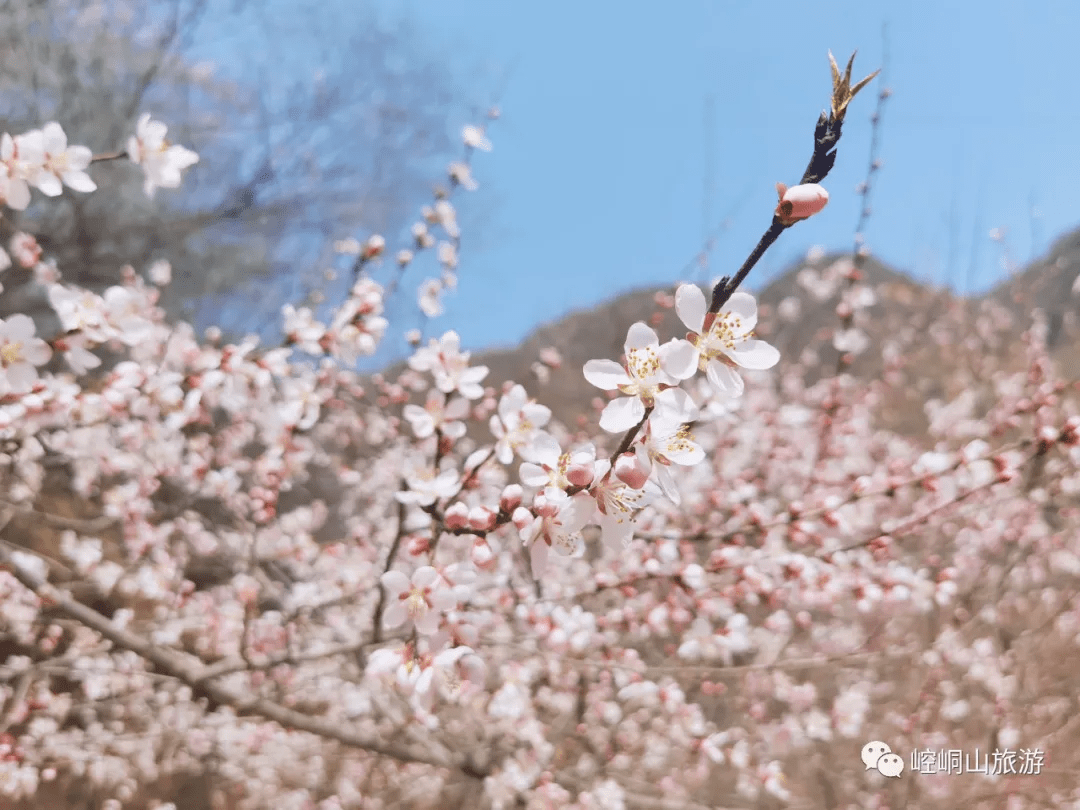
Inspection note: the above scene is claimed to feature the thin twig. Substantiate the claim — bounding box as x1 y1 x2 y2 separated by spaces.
706 51 879 317
0 543 484 777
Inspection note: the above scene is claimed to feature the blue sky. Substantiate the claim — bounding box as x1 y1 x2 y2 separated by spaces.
204 0 1080 354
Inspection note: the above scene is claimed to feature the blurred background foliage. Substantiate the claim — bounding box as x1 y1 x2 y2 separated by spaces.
0 0 466 343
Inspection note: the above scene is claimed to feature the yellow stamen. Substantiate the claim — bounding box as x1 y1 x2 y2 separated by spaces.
0 343 22 365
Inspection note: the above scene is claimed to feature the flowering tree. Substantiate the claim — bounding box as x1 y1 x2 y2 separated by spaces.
1 47 1079 810
0 0 461 338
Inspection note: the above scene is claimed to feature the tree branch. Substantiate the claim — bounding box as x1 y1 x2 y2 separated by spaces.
0 544 484 777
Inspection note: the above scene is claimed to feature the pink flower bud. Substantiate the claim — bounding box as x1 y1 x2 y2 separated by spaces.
538 347 562 369
500 484 524 513
1060 416 1080 446
467 505 496 531
444 502 469 530
614 452 649 490
533 493 560 518
405 535 430 555
471 539 496 570
511 506 534 531
566 463 594 488
775 182 829 225
362 234 385 259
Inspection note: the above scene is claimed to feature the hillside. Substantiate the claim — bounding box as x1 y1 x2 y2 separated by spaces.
466 227 1080 443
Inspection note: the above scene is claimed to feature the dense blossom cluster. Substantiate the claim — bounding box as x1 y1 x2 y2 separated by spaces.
0 106 1079 810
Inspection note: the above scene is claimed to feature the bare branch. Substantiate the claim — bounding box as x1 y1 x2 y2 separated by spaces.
0 544 484 778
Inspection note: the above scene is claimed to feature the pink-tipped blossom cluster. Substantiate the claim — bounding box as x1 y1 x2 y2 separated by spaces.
0 109 1077 810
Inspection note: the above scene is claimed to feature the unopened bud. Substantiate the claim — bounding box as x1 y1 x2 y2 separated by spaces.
1060 416 1080 446
500 484 524 513
467 506 497 531
1037 424 1058 452
362 235 385 259
444 502 469 530
614 452 649 490
511 505 534 531
471 539 496 570
566 463 594 489
775 182 829 226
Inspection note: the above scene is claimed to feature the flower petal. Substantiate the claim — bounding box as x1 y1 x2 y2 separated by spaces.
412 566 439 588
63 171 97 193
720 292 759 334
653 387 699 423
530 540 549 577
706 360 745 397
726 339 780 370
583 359 630 391
675 284 707 332
382 602 408 629
624 322 659 352
380 570 410 596
599 396 645 433
414 609 440 635
660 338 698 381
